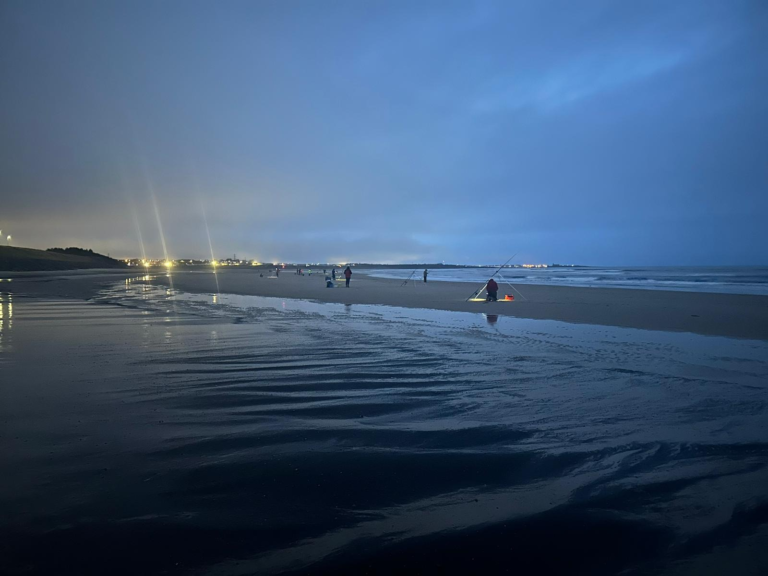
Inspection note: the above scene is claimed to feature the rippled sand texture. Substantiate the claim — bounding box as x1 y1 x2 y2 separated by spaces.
1 280 767 575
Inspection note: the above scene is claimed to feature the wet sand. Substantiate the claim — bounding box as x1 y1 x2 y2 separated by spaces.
152 269 768 340
2 275 768 574
4 268 768 339
2 280 768 575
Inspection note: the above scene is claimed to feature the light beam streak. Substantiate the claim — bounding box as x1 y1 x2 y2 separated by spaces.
200 198 220 296
139 155 176 308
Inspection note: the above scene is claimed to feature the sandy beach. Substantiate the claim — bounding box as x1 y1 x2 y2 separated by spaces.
168 268 768 340
5 268 768 340
2 271 768 575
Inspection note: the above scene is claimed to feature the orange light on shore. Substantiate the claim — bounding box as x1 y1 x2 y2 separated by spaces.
164 260 173 268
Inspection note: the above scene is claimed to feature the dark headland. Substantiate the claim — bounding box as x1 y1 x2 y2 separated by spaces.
0 246 127 272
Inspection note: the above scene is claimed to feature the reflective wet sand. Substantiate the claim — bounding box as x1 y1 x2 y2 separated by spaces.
1 276 767 574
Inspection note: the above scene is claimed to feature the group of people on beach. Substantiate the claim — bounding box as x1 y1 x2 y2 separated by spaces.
290 266 352 287
278 266 500 299
329 266 353 287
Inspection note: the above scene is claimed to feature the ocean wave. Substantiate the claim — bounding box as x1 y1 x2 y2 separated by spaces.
362 267 768 295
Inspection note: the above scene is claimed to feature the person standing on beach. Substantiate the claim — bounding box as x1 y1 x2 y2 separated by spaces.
276 267 279 277
423 269 428 283
486 278 498 301
332 268 336 281
344 266 352 287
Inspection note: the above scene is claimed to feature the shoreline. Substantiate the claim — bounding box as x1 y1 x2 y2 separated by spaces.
4 276 767 576
4 268 767 340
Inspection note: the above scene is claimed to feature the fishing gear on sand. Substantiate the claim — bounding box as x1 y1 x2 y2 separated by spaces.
401 270 417 287
465 252 518 301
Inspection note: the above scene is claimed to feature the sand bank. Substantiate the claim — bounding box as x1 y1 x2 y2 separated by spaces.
4 268 767 339
163 269 768 340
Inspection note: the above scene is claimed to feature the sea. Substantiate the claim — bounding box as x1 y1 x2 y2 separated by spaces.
362 266 768 296
1 274 767 575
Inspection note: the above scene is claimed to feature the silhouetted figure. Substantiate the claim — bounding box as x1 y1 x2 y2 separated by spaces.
486 278 498 301
332 268 336 280
423 269 428 283
276 267 279 277
344 266 352 287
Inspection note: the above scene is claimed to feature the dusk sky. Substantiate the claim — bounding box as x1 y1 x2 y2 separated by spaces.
1 0 766 265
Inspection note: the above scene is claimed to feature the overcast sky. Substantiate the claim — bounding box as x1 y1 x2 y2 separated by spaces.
1 0 766 265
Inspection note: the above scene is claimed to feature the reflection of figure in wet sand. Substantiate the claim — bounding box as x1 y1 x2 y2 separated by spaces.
485 314 498 325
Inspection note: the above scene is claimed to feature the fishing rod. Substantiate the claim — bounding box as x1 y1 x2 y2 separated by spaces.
490 252 518 278
400 270 417 287
465 252 519 301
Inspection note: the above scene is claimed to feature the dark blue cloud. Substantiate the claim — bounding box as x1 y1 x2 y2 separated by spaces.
1 0 766 264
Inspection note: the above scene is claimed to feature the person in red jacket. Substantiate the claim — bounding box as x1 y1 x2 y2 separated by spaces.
486 278 499 301
344 266 352 287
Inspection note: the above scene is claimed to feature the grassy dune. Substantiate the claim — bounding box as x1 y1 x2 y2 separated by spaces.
0 246 127 272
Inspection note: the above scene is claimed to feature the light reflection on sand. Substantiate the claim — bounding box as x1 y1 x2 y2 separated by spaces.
0 292 12 353
1 280 767 575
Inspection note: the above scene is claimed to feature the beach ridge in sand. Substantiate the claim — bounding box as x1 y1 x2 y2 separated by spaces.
169 271 768 340
5 268 767 340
